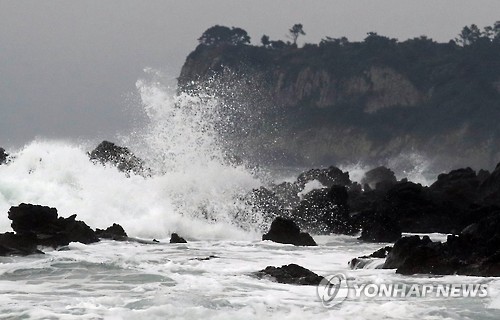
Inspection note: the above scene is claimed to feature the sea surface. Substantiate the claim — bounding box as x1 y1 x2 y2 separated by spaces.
1 72 499 319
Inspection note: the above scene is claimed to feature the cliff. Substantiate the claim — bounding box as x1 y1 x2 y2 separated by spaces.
178 34 500 170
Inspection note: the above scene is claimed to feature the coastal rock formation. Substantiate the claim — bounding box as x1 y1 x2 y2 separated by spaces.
178 31 500 168
262 217 317 246
255 264 325 285
170 233 187 243
88 141 147 176
95 223 128 241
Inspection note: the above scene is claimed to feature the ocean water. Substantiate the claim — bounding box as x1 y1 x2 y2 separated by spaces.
0 73 499 319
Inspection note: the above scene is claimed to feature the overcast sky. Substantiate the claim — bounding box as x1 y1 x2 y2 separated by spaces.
1 0 499 148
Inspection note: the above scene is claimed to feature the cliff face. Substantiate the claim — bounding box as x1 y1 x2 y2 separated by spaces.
178 41 500 170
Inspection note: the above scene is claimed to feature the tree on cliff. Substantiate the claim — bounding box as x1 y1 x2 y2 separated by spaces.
198 25 251 46
288 24 305 45
261 35 270 47
455 24 482 46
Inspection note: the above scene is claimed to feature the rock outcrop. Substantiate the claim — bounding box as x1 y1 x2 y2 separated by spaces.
255 264 326 285
170 233 187 243
262 217 317 246
89 141 147 176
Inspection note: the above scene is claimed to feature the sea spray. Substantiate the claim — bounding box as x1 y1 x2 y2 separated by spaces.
0 73 269 240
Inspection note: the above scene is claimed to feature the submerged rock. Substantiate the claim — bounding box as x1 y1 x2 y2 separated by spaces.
262 217 317 246
349 246 392 270
255 264 325 285
170 233 187 243
88 141 147 176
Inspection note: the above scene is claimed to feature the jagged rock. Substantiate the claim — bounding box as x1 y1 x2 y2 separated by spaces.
95 223 128 241
361 166 397 190
297 166 351 188
8 203 99 248
170 233 187 243
291 185 358 235
479 162 500 206
255 264 325 285
429 167 480 210
262 217 317 246
88 141 147 176
0 148 8 165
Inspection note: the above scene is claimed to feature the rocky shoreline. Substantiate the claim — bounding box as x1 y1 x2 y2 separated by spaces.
2 141 500 279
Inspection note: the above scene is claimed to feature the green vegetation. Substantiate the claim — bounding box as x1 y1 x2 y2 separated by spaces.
179 22 500 167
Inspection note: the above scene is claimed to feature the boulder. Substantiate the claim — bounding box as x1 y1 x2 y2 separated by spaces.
262 217 317 246
95 223 128 241
255 264 325 285
88 141 147 176
170 233 187 243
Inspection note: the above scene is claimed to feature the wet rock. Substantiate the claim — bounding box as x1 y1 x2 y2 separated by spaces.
349 246 392 270
8 203 99 248
0 148 8 165
262 217 317 246
170 233 187 243
95 223 128 241
0 232 43 256
291 185 358 235
88 141 147 176
358 213 401 242
255 263 325 285
297 166 351 189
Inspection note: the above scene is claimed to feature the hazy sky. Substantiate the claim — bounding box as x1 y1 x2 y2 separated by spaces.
1 0 499 148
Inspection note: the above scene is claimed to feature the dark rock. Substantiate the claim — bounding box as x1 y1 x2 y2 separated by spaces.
270 182 301 209
297 166 351 189
170 233 187 243
358 213 401 242
374 181 456 233
8 203 99 248
255 264 325 285
429 167 480 210
0 232 43 256
291 185 358 235
349 246 392 270
262 217 317 246
0 148 8 165
88 141 147 176
248 187 287 221
95 223 128 241
361 166 397 191
479 162 500 206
